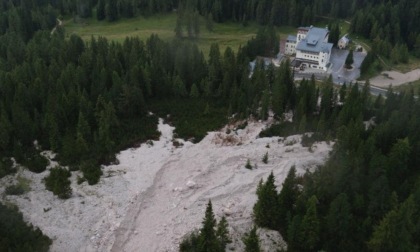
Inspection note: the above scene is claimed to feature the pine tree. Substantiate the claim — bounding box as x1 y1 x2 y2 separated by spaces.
387 138 411 191
339 83 347 103
203 103 210 115
97 0 107 20
190 83 200 98
253 172 279 229
192 11 200 38
106 0 118 22
298 115 307 133
206 13 214 32
278 166 299 233
242 226 261 252
77 112 91 142
368 196 416 252
174 14 184 38
262 152 268 164
325 193 353 251
345 50 354 69
328 23 340 47
199 200 219 251
245 158 252 169
216 216 231 249
0 107 12 151
260 90 269 120
301 195 320 251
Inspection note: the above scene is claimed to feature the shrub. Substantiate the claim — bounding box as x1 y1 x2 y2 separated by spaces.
245 159 253 169
24 153 49 173
262 152 268 164
301 133 324 147
0 157 15 178
259 122 296 138
44 167 72 199
237 121 248 130
5 176 30 196
77 175 86 185
5 184 25 195
80 160 102 185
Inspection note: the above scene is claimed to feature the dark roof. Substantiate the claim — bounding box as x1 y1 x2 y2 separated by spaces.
295 26 333 53
287 35 297 42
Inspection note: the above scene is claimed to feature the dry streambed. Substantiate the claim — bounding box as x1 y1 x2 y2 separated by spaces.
1 118 333 252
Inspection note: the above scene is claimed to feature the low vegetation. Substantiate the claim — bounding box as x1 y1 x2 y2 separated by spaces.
5 177 31 196
395 80 420 95
44 167 72 199
262 152 268 164
245 159 253 170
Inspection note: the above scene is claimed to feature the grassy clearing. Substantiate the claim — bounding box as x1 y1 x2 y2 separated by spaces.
65 13 293 57
389 56 420 73
353 35 420 75
64 14 354 58
395 79 420 94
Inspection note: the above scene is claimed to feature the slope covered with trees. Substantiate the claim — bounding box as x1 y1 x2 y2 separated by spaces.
253 85 420 251
0 0 298 185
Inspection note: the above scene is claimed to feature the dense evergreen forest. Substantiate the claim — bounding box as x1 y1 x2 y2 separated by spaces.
252 84 420 251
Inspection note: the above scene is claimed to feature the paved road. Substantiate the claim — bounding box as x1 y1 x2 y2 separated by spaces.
291 48 391 95
329 48 366 84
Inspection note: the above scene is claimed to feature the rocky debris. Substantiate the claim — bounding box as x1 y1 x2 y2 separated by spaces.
0 118 333 252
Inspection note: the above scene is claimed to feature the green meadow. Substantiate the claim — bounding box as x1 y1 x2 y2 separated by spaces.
64 13 296 57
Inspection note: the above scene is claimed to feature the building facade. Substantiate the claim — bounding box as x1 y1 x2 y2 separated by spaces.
285 26 333 71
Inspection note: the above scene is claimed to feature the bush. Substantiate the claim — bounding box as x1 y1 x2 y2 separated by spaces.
5 184 25 195
80 160 102 185
301 133 324 147
237 121 248 130
0 158 15 178
259 122 296 138
77 175 86 185
262 152 268 164
24 152 49 173
44 167 72 199
245 159 253 169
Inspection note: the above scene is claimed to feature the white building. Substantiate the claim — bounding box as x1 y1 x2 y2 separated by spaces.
285 26 333 71
338 35 350 49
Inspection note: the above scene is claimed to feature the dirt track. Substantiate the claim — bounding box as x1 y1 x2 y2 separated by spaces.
370 69 420 88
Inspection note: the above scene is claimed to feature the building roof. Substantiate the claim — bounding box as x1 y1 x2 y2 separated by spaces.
286 35 297 42
339 36 350 44
295 26 333 53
